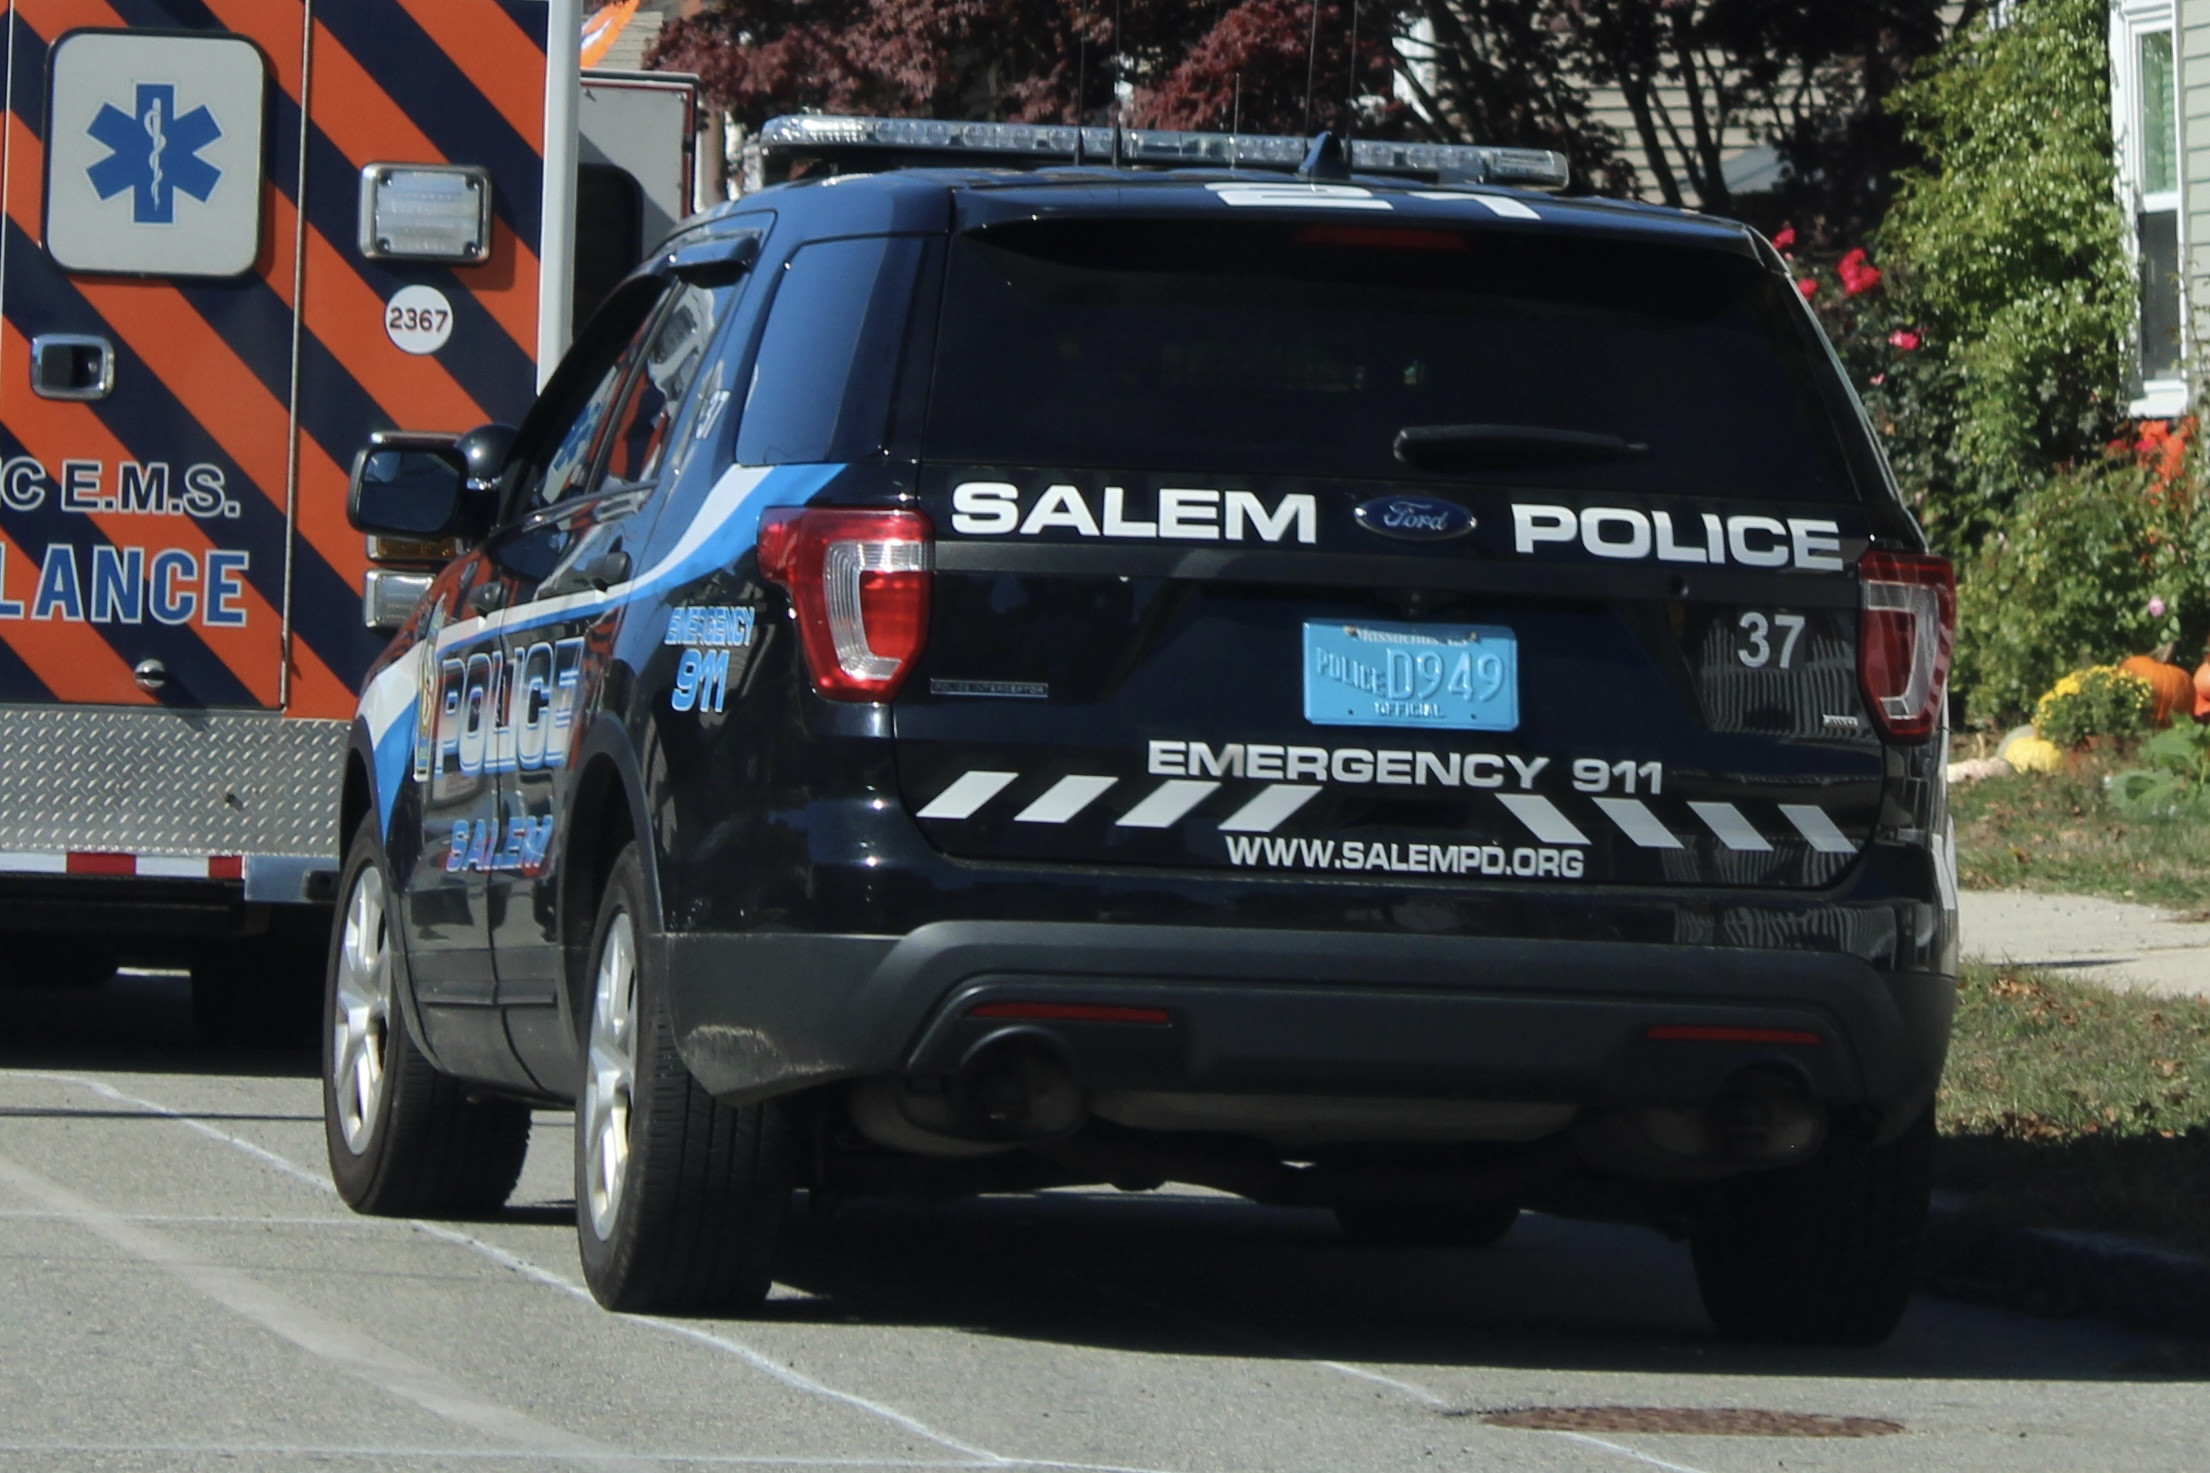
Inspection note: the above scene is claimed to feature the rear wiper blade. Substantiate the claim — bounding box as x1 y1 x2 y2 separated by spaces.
1393 423 1648 471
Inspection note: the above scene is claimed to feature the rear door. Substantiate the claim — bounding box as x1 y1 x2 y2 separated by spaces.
896 203 1908 896
0 2 304 708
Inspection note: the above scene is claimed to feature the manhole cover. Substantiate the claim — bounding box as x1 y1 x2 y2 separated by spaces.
1482 1406 1904 1438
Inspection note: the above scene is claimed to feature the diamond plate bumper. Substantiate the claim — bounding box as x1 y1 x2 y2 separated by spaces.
0 707 346 894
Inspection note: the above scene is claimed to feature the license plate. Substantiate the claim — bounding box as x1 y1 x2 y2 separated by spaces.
1302 620 1519 731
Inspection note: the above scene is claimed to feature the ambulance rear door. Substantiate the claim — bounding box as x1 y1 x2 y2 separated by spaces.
0 1 307 710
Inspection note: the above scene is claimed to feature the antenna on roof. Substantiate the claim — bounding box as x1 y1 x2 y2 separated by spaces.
1344 0 1359 140
1073 39 1088 165
1302 0 1320 135
1111 0 1126 168
1231 73 1242 168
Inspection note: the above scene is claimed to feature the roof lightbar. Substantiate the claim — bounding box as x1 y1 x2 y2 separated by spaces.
753 114 1570 191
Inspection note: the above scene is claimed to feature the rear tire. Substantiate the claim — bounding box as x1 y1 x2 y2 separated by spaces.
576 843 793 1314
1690 1110 1933 1345
322 817 531 1217
1334 1200 1519 1248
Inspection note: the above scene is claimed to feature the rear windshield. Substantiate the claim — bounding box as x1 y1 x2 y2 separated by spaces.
925 217 1867 499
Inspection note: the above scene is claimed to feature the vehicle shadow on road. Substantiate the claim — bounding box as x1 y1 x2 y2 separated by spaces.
755 1188 2195 1385
0 971 318 1080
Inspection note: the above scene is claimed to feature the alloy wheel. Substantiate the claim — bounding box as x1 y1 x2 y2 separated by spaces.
331 866 392 1153
582 910 638 1239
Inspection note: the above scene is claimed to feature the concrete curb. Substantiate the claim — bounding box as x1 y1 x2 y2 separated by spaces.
1992 1226 2210 1337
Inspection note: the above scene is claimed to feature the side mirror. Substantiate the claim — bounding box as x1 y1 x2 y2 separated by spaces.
347 429 499 540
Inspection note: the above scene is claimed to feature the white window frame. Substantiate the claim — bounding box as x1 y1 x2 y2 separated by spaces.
2113 0 2188 416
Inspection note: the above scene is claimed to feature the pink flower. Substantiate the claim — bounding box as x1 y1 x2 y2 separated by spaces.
2151 596 2170 618
1869 373 1886 386
1797 278 1819 300
1771 224 1797 253
1889 328 1921 351
1838 247 1883 297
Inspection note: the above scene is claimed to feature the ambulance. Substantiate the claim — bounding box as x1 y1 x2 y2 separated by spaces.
0 0 697 1035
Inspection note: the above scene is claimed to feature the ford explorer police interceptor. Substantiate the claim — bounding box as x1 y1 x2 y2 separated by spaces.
324 117 1958 1346
0 0 696 1039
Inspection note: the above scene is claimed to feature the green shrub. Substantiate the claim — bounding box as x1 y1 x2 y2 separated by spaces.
2112 721 2210 818
1813 0 2134 546
1954 454 2210 725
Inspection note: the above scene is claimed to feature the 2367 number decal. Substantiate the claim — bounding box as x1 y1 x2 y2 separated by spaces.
387 305 450 335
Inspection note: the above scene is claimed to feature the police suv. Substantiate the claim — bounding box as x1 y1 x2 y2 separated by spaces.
325 118 1957 1346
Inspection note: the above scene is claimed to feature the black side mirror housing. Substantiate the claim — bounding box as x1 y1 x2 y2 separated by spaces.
347 427 506 541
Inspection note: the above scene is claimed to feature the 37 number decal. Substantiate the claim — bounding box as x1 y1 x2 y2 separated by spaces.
1736 611 1807 669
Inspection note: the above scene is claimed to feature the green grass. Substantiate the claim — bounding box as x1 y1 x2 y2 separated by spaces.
1935 962 2210 1260
1952 752 2210 909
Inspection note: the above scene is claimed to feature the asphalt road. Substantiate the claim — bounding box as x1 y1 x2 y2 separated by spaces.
3 970 2206 1473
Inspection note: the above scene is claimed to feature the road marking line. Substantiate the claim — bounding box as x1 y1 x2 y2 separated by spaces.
1102 1286 1715 1473
0 1209 383 1226
0 1444 979 1466
0 1445 1169 1471
6 1071 1188 1473
0 1149 613 1463
410 1220 1012 1466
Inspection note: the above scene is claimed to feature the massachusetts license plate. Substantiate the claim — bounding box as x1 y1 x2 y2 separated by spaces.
1302 620 1519 731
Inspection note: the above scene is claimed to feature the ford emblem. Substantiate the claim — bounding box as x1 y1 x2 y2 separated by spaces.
1354 494 1475 542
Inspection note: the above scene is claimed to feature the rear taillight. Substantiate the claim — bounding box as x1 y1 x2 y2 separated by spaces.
757 508 931 700
1856 550 1954 742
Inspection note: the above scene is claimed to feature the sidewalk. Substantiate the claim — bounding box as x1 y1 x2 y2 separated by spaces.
1960 890 2210 996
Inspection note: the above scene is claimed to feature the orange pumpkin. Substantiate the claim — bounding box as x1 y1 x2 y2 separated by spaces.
2195 655 2210 720
2120 653 2194 725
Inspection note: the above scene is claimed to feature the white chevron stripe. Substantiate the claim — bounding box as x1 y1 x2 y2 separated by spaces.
916 770 1018 821
1780 803 1856 854
1116 780 1221 828
1218 784 1322 834
1592 797 1684 850
1014 775 1118 824
1495 794 1590 845
1689 801 1773 852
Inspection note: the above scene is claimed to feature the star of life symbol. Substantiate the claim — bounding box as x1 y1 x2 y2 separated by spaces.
86 83 222 225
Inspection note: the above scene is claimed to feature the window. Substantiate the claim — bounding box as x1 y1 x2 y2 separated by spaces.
2114 3 2185 412
601 281 740 487
927 219 1868 501
734 236 924 466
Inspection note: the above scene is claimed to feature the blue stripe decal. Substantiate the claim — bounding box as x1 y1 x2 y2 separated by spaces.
430 463 843 658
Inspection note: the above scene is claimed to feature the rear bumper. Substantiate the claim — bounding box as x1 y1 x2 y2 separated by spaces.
661 920 1954 1126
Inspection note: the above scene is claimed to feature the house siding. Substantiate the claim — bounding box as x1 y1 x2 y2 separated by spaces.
2180 0 2210 393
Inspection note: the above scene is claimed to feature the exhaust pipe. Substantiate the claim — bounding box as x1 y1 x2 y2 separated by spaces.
1640 1068 1826 1166
950 1029 1087 1140
883 1028 1089 1145
1574 1067 1827 1181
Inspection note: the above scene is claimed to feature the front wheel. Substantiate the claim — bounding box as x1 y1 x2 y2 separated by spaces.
1690 1111 1933 1345
575 843 793 1314
322 817 530 1217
